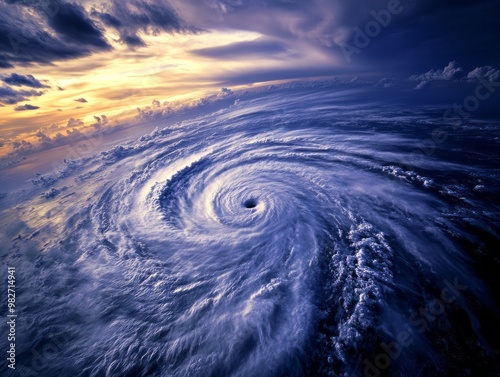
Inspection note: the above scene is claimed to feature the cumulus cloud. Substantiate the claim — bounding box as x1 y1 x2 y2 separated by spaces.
410 61 463 82
409 62 500 89
67 117 84 127
1 114 114 166
466 66 500 82
218 87 233 97
2 73 50 88
14 103 40 111
92 114 108 128
11 140 34 154
409 61 463 89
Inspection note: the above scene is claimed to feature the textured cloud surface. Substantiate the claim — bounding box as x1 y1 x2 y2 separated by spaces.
1 0 499 70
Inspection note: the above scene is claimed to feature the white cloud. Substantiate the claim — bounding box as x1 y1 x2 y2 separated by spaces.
409 61 463 89
410 61 463 82
466 66 500 82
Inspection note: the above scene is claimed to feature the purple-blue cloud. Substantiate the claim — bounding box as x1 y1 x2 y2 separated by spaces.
0 0 111 67
14 103 40 111
0 86 44 105
410 61 463 82
410 61 463 89
2 73 50 88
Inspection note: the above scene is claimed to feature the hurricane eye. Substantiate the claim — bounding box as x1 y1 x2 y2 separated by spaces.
243 198 258 209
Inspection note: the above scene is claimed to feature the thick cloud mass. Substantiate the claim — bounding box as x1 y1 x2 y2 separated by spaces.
0 0 498 74
0 0 111 67
1 83 498 376
177 0 500 73
90 0 185 48
48 2 109 48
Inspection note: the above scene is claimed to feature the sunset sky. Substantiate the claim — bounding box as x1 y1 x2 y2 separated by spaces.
1 0 499 159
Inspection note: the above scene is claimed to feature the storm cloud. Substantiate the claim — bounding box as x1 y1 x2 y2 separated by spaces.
1 0 499 76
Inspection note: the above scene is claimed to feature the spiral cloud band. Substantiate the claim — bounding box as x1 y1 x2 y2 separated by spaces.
1 82 498 377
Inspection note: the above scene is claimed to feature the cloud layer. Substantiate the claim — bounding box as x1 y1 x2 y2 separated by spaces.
1 0 499 74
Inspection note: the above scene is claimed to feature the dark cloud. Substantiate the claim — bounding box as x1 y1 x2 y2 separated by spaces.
0 1 111 67
109 0 181 30
47 2 109 48
74 97 88 103
1 0 499 81
0 0 189 65
14 103 40 111
121 34 146 48
2 73 50 88
91 0 186 48
0 86 44 105
96 12 122 28
178 0 500 75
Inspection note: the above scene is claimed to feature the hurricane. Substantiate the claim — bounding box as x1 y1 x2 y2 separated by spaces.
1 82 499 377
